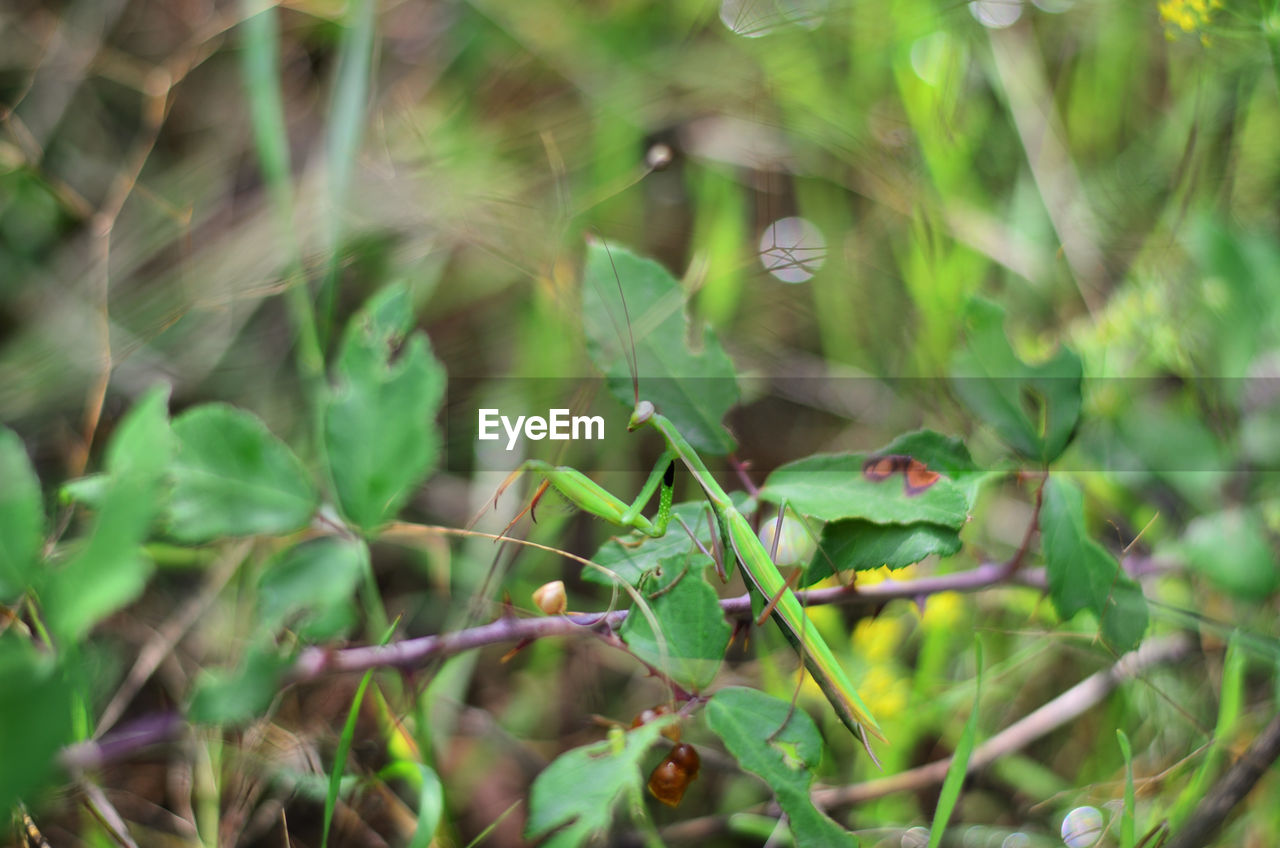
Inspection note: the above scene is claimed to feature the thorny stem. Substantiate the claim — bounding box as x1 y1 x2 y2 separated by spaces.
1002 471 1048 578
56 555 1167 771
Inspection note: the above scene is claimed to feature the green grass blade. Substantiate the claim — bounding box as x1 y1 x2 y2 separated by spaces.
463 800 522 848
1117 730 1136 848
405 763 443 848
321 620 396 848
928 639 983 848
1169 630 1246 829
322 668 373 848
318 0 376 342
240 3 292 210
239 0 324 391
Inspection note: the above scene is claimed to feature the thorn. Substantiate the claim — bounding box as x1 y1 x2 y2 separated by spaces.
500 590 519 620
500 637 536 663
528 479 552 524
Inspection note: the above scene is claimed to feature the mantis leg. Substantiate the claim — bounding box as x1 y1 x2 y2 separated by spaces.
506 452 677 538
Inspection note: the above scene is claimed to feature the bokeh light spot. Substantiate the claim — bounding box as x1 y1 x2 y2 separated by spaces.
1061 806 1104 848
910 32 954 86
759 216 825 283
719 0 828 37
969 0 1023 28
901 826 930 848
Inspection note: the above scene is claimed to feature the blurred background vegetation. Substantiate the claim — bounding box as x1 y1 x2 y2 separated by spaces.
3 0 1280 845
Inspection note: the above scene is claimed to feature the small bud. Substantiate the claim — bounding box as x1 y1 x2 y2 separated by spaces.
630 703 680 741
532 580 567 615
646 143 674 170
647 743 700 807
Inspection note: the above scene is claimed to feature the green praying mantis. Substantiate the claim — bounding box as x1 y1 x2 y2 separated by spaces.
498 241 885 752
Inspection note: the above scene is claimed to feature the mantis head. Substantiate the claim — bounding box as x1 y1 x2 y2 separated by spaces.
628 400 656 431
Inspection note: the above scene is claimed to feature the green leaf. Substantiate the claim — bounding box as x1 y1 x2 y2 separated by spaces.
620 553 731 691
950 299 1082 463
582 241 739 455
1040 477 1147 651
43 386 173 645
728 813 796 842
928 641 982 848
761 453 968 529
189 645 292 725
1176 509 1278 598
257 537 367 639
1114 399 1228 507
0 426 43 600
0 635 74 812
526 720 673 847
166 404 318 542
325 283 446 532
1190 221 1277 384
103 386 174 478
706 687 857 848
804 520 961 585
59 473 109 508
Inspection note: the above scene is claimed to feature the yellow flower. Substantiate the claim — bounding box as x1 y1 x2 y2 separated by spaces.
1158 0 1222 37
796 662 909 719
854 564 918 587
859 665 911 718
853 615 905 663
919 591 965 632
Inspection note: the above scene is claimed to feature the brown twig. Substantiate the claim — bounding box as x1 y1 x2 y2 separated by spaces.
1163 710 1280 848
1003 472 1047 578
812 633 1193 808
653 634 1193 844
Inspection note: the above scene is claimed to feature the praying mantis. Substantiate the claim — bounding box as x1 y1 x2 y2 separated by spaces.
500 241 885 751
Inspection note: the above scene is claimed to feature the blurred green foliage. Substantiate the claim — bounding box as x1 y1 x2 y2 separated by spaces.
2 0 1280 845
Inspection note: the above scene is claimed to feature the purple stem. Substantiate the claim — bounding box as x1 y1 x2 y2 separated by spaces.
56 555 1167 769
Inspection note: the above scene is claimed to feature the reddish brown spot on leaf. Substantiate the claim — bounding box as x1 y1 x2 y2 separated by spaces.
863 454 942 496
904 458 941 495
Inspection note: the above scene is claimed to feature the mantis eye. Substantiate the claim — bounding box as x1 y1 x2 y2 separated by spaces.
629 400 656 429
